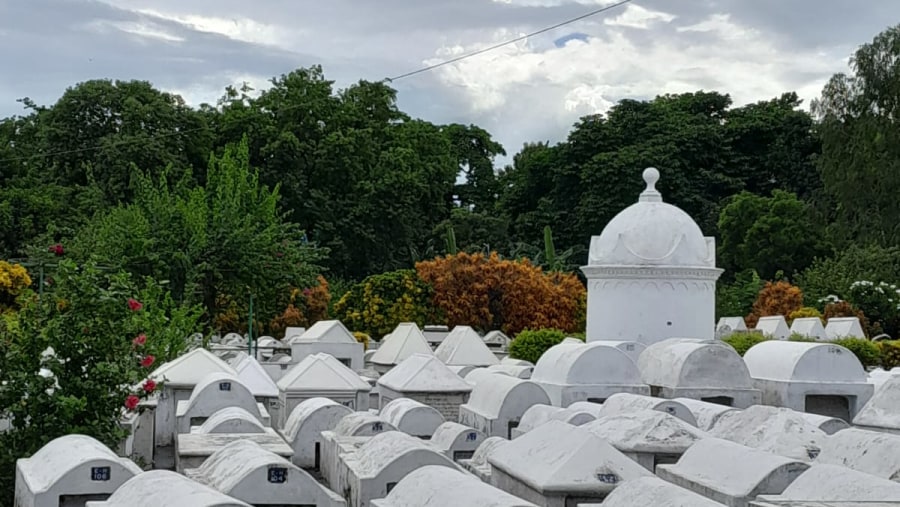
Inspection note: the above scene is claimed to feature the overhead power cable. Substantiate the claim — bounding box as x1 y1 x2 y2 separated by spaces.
0 0 633 165
385 0 633 82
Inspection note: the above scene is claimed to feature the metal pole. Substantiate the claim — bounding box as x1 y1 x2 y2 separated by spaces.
38 264 44 300
247 292 254 357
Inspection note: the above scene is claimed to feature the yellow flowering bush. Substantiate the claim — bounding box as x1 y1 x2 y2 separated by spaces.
353 331 370 351
333 270 439 338
0 261 32 311
787 306 824 326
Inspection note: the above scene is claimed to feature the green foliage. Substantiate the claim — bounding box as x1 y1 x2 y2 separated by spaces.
0 261 202 502
722 332 770 356
717 190 825 279
508 328 583 364
66 138 325 329
716 269 764 319
813 24 900 247
332 269 439 338
796 245 900 305
832 338 882 368
445 224 458 255
846 281 900 338
878 340 900 369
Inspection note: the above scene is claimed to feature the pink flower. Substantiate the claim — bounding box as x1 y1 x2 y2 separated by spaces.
140 355 155 368
302 288 312 297
124 395 139 411
142 379 157 393
127 298 143 311
132 334 147 347
48 243 64 256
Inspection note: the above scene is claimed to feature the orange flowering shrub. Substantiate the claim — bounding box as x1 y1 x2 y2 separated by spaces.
415 252 585 336
270 276 331 335
745 280 804 328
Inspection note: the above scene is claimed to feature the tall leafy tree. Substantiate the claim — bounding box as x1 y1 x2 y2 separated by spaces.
445 124 506 213
813 24 900 246
34 79 213 204
66 138 325 328
717 190 825 280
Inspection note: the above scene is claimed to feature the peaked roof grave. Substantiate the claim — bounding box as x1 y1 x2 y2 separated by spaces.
277 353 370 391
434 326 500 366
150 348 237 387
378 353 472 392
370 322 434 366
289 319 356 344
234 355 279 398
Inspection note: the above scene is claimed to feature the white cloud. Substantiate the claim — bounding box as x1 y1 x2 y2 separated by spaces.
82 19 185 43
133 9 297 48
604 4 676 29
423 11 843 151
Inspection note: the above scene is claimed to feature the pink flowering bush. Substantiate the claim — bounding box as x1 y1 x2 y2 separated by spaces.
0 260 202 500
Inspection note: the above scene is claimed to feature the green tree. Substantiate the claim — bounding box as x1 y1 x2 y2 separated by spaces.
813 25 900 246
65 138 325 329
0 261 202 503
725 93 821 198
214 68 459 279
445 124 506 213
35 80 213 203
796 244 900 305
717 190 825 280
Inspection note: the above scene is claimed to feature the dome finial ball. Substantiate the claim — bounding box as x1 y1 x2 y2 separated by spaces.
643 167 660 191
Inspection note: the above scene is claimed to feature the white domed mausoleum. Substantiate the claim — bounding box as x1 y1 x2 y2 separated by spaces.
581 168 723 345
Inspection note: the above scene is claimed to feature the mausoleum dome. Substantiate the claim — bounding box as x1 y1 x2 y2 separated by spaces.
588 168 712 267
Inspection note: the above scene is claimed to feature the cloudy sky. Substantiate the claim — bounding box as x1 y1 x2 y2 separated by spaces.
0 0 896 156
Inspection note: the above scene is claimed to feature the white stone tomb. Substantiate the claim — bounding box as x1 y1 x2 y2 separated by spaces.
429 422 486 461
596 393 698 426
743 341 874 421
175 372 269 433
581 168 722 345
338 431 459 507
600 476 727 507
584 409 708 471
790 317 828 341
378 397 444 439
755 316 790 340
280 397 352 469
371 465 536 507
433 325 499 366
15 435 141 507
83 470 249 507
185 439 345 507
459 374 552 438
708 405 827 461
637 338 761 407
488 421 653 506
531 341 650 407
276 352 371 426
375 353 472 421
369 322 434 374
655 438 809 507
288 320 364 371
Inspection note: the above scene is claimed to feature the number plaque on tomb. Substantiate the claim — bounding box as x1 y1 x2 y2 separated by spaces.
268 467 288 483
91 466 111 481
